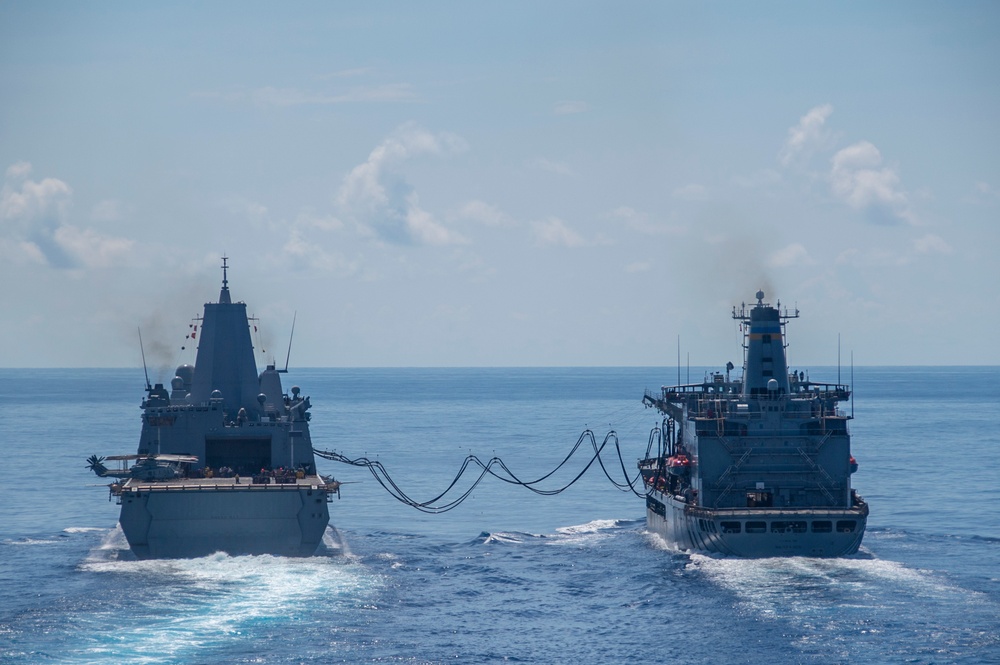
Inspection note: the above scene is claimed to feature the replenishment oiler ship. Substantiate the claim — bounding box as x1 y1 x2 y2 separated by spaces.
639 291 867 557
88 259 338 559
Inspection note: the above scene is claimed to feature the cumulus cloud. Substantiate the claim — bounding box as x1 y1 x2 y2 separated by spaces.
780 106 916 225
294 209 344 232
0 162 132 269
829 141 911 224
768 242 816 268
531 216 585 247
5 161 32 179
454 200 514 227
53 225 134 268
780 104 833 166
281 228 360 274
336 124 469 246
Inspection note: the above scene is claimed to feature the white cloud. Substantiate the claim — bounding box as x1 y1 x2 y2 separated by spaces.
52 225 134 268
1 162 133 269
281 228 359 274
835 234 952 268
527 157 573 176
733 169 782 189
912 233 953 255
624 261 651 273
0 171 72 228
971 180 1000 203
336 124 469 246
219 196 270 225
531 216 585 247
91 199 125 222
830 141 911 224
610 206 685 236
455 200 514 227
780 104 833 166
0 237 46 266
403 192 467 245
672 183 709 201
295 210 344 232
768 242 815 268
5 161 32 180
553 100 589 115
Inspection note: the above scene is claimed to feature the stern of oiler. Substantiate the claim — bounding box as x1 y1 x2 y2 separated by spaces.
640 290 867 557
90 258 339 559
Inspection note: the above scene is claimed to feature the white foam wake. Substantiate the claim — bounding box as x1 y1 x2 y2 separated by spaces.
71 527 383 664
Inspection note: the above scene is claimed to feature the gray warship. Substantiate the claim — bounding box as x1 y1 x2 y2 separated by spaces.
639 291 867 557
88 259 338 559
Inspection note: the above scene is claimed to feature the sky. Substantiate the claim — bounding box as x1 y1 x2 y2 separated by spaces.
1 1 998 369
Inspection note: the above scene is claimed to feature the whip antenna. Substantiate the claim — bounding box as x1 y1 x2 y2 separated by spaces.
138 327 151 390
282 312 297 373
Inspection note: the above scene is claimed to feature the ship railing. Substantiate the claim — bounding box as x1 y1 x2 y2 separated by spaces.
122 480 324 492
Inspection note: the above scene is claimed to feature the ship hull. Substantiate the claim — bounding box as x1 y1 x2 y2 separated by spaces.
645 490 867 558
117 482 331 559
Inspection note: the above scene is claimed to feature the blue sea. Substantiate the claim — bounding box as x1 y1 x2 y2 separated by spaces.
1 366 998 664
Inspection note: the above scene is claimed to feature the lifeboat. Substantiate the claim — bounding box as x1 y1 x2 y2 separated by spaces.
849 455 859 474
666 454 691 476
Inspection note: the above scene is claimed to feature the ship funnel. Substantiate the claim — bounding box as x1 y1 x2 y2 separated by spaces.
733 291 797 399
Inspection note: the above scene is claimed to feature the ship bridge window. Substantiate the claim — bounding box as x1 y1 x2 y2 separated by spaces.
745 521 766 534
811 521 832 533
771 521 807 534
720 521 741 534
836 520 857 533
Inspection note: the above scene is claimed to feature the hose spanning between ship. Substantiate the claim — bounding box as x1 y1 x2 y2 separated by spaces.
312 428 646 514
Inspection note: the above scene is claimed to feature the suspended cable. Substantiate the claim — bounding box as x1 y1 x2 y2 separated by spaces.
313 428 646 514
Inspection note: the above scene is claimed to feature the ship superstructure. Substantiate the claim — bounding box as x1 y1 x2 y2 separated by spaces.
89 259 338 559
639 291 867 557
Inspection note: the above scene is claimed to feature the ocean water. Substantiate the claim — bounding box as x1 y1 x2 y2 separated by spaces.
1 366 998 664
